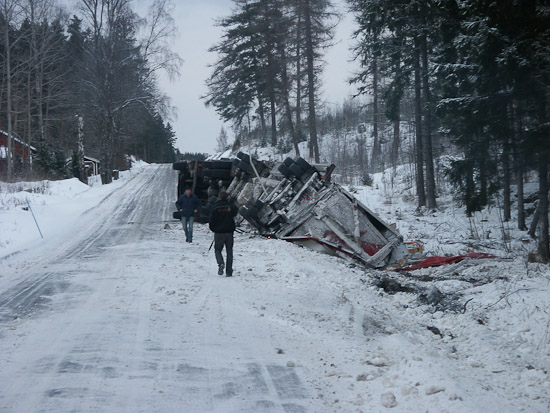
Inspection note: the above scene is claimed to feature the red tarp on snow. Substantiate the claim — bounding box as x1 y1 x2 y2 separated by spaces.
397 252 497 272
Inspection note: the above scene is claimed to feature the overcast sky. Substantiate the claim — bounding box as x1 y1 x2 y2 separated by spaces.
140 0 358 155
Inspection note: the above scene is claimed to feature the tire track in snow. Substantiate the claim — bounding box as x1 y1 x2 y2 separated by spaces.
0 165 175 325
0 164 178 411
0 165 326 412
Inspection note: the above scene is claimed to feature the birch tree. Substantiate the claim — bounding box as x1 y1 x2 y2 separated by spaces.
0 0 25 181
78 0 180 183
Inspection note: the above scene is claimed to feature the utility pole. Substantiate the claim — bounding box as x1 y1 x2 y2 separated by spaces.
76 110 87 184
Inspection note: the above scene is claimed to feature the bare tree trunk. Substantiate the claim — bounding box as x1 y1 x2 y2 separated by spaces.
529 203 540 239
517 164 526 230
513 103 527 230
420 33 436 209
266 51 277 147
538 152 549 261
26 66 33 176
391 118 400 166
280 45 300 156
257 93 267 140
413 36 426 207
77 111 86 184
269 89 277 147
304 0 320 163
3 2 14 181
370 44 380 172
295 8 303 153
502 141 511 222
357 134 365 175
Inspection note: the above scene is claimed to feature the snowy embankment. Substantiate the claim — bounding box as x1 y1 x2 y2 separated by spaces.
0 162 147 261
0 162 549 412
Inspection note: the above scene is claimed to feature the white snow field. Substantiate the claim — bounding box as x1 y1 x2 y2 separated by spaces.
1 163 549 412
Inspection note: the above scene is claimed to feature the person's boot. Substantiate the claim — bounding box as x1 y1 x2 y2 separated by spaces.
218 264 224 275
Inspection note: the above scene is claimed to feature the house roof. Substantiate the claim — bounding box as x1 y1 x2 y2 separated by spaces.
84 156 100 163
0 130 37 151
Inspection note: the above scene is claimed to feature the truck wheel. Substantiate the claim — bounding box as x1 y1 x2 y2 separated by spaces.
300 168 317 181
239 206 249 218
295 157 312 171
238 160 251 173
254 200 265 211
278 163 294 179
236 152 250 162
289 163 306 178
248 206 260 219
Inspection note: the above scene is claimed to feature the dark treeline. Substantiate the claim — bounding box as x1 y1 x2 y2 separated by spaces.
205 0 550 260
0 0 180 183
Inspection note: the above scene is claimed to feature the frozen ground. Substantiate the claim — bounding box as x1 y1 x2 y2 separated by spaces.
0 163 549 412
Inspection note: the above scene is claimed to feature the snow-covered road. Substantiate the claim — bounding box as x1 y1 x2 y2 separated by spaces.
1 164 549 412
0 165 322 412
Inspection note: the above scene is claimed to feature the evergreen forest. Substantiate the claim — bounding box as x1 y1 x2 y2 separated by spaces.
0 0 181 183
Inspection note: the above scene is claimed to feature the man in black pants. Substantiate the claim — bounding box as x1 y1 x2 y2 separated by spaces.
209 191 238 276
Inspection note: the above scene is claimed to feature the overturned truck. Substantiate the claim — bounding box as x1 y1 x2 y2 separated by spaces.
225 153 408 269
173 154 407 268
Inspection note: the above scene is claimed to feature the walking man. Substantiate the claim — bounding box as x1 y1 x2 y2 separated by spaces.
176 187 201 243
209 191 238 276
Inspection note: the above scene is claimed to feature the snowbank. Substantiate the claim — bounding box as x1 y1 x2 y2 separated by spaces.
0 163 148 259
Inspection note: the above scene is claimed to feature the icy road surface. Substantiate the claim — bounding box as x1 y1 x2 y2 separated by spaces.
1 164 549 412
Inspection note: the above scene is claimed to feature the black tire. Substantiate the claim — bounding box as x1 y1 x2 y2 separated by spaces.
254 199 265 210
238 160 251 173
239 206 249 218
289 163 306 178
236 152 250 162
299 167 317 181
295 157 312 172
278 163 293 179
248 206 260 219
173 161 189 171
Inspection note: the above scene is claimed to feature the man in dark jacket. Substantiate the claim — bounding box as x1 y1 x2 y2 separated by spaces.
175 187 201 243
209 191 238 276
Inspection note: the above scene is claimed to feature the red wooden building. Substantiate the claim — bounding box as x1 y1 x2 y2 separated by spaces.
0 130 36 175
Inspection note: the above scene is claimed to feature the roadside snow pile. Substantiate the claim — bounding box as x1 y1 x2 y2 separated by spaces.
0 165 147 258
